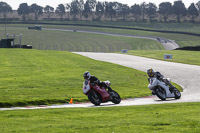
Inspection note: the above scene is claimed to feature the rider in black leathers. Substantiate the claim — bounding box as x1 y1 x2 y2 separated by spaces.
147 68 175 93
83 71 112 91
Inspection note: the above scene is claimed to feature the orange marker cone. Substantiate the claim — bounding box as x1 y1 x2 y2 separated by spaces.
69 97 73 104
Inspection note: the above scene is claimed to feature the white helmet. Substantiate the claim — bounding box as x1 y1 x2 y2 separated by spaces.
83 71 91 80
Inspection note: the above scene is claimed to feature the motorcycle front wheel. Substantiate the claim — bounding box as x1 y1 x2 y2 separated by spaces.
88 90 102 106
174 89 181 99
109 90 121 104
155 86 166 100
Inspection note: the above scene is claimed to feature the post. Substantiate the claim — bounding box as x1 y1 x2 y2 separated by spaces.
20 34 22 48
13 34 15 47
4 17 7 38
6 33 9 39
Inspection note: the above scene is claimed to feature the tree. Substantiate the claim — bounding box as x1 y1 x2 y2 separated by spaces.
17 3 29 21
0 2 12 20
87 0 97 20
82 1 91 20
29 4 43 21
44 5 54 20
79 0 84 20
55 4 65 20
159 2 172 22
196 1 200 14
172 1 187 22
70 0 80 20
140 2 147 21
66 4 71 20
146 3 157 22
188 3 199 22
104 2 116 21
95 1 104 21
131 4 141 22
113 2 121 20
117 4 130 21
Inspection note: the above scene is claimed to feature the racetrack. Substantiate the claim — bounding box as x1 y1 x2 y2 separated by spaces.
44 28 179 50
74 52 200 103
1 53 199 111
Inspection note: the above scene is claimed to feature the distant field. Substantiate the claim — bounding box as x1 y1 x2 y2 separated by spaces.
127 50 200 66
45 21 200 34
0 102 199 133
77 21 200 34
0 25 163 52
43 24 200 48
0 49 167 107
1 24 200 51
7 21 200 34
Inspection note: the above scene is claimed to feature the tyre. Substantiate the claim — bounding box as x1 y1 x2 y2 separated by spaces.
174 89 181 99
109 90 121 104
155 86 166 100
88 90 102 106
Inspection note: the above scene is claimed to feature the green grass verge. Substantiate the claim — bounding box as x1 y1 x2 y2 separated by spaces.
0 49 166 107
127 50 200 66
0 102 200 133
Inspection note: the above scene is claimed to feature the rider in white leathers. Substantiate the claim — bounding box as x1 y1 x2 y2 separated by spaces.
147 68 175 94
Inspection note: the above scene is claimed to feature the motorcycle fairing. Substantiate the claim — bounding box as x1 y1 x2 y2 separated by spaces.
92 85 110 102
83 81 91 94
148 77 175 98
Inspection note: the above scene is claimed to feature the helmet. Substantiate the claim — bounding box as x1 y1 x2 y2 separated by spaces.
147 68 154 77
83 71 91 80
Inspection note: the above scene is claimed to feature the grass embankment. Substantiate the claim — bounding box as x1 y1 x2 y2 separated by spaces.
0 49 160 107
127 50 200 66
0 102 200 133
8 21 200 34
43 24 200 48
0 26 163 52
2 24 200 50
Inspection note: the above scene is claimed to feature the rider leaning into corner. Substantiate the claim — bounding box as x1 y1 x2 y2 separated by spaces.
147 68 175 94
83 71 112 91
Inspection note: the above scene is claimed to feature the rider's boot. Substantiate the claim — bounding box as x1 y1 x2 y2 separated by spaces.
108 87 113 92
164 79 175 93
169 87 175 93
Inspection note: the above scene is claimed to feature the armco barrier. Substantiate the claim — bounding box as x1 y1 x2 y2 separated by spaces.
175 45 200 51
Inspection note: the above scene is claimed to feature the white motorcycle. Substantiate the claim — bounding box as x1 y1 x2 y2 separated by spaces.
148 77 181 100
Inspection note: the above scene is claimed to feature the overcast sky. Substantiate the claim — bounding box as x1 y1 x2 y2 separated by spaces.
4 0 199 10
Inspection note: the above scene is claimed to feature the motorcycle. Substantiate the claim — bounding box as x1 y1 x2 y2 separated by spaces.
148 77 181 100
83 80 121 106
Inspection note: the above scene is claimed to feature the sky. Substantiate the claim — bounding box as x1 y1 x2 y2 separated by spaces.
3 0 200 10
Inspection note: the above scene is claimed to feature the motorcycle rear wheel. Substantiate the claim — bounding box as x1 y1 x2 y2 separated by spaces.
88 90 102 106
155 87 166 100
109 90 121 104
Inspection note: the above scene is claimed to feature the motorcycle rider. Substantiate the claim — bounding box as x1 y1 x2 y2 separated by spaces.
83 71 112 91
147 68 175 93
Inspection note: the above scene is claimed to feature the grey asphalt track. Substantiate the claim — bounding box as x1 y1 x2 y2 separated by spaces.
74 52 200 103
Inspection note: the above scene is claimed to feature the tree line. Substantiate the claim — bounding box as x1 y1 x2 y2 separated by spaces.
1 0 200 23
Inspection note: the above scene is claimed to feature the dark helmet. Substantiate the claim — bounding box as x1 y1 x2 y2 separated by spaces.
147 68 154 77
83 71 91 80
